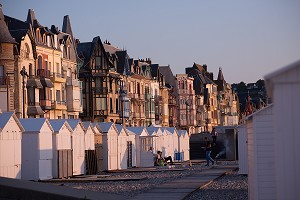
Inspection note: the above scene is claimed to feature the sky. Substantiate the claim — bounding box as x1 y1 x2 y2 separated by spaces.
2 0 300 84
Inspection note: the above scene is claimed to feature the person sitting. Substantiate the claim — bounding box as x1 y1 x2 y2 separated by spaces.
156 150 174 166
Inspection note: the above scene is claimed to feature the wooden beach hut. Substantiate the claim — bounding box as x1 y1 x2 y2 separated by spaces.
91 122 104 172
165 127 179 160
66 119 85 176
264 60 300 200
82 121 97 175
126 127 153 167
97 122 118 171
49 120 72 178
115 124 128 170
0 112 24 179
126 127 136 168
19 118 53 180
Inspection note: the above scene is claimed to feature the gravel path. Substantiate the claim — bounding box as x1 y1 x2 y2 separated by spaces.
185 170 248 200
58 161 246 199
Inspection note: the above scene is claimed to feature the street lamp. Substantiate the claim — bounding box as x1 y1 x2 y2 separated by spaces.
20 66 29 118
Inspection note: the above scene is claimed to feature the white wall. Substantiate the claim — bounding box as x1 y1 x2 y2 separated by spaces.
237 124 248 175
72 125 85 175
117 130 128 170
273 82 300 200
247 106 276 200
0 118 22 179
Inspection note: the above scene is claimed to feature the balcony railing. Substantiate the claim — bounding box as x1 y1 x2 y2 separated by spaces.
37 69 50 78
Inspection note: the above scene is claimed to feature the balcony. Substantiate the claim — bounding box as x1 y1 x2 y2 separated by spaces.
67 99 82 112
51 100 67 110
40 99 51 110
37 69 50 78
94 87 108 95
66 78 81 87
50 73 66 83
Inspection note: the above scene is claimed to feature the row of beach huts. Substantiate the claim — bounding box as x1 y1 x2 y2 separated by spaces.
0 112 190 181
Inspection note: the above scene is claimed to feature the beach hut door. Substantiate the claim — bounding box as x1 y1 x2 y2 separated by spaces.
127 141 132 168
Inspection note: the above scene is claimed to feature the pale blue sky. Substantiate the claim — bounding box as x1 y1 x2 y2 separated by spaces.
2 0 300 83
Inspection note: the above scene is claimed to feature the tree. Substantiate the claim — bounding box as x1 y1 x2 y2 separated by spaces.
237 81 247 92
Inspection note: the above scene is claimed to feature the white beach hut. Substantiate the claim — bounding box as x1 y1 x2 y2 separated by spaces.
244 105 275 200
66 119 85 176
19 118 53 180
160 127 169 158
178 130 184 161
82 122 95 151
237 124 248 175
91 122 104 172
126 127 137 168
49 120 72 178
165 127 179 160
126 127 153 167
178 130 190 161
146 127 163 153
264 60 300 200
97 122 118 171
82 121 97 175
115 124 128 170
0 112 24 179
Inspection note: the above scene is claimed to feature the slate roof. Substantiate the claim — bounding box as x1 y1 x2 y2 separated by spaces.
19 118 52 132
160 66 176 88
103 43 122 55
97 122 114 133
0 5 16 43
165 127 177 135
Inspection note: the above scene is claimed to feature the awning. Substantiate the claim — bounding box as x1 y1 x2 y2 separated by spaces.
40 78 54 88
26 78 43 88
27 106 44 116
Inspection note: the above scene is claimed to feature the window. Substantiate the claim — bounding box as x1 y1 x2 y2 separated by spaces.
95 56 101 69
29 64 33 77
38 56 42 69
110 98 113 113
56 63 60 75
116 98 119 113
25 43 30 58
95 97 106 110
56 90 61 102
0 66 4 85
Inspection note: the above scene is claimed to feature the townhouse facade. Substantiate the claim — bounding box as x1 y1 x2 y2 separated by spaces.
1 5 240 133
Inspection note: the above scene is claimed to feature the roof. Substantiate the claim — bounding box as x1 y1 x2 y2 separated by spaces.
97 122 114 133
62 15 73 36
0 5 16 43
217 67 225 81
82 121 91 130
65 119 85 131
49 119 71 133
265 60 300 98
146 127 161 136
103 43 122 55
0 112 24 132
164 127 177 135
160 66 176 88
244 104 273 121
126 127 147 136
19 118 53 133
0 112 14 129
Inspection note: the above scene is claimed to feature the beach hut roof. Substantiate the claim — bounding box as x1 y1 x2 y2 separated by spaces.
49 119 72 133
97 122 114 133
65 119 85 132
0 112 24 132
126 127 148 136
19 118 53 133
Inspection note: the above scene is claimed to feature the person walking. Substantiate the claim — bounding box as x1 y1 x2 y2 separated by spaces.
204 137 214 166
211 127 218 145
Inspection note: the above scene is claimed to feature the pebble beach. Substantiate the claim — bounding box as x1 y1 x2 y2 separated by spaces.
59 161 248 199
